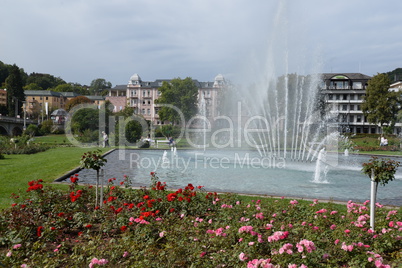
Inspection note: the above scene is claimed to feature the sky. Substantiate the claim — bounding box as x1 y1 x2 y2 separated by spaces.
1 0 402 87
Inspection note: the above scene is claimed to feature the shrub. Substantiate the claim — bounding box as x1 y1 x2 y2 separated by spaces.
0 174 400 267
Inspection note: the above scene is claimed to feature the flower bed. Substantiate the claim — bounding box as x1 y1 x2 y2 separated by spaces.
0 173 401 267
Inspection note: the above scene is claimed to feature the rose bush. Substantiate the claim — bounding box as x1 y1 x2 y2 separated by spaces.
0 173 401 267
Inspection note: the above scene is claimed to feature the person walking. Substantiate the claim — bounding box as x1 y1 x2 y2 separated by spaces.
102 131 109 147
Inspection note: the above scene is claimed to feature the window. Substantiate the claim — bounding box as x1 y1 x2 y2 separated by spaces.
328 94 333 100
132 90 137 96
143 100 146 105
147 90 150 97
350 105 354 111
336 95 340 100
143 90 146 97
349 115 354 122
357 105 361 111
46 97 48 100
142 109 145 114
147 109 151 115
356 115 362 122
148 100 151 105
342 104 347 111
343 94 348 100
353 82 362 89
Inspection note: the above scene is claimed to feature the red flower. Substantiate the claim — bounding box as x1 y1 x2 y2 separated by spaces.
120 226 127 232
85 224 92 228
58 212 65 217
37 226 44 237
150 172 155 176
70 176 79 183
167 193 177 202
27 180 44 192
143 195 150 200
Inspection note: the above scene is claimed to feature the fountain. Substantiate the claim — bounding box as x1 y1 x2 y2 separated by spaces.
72 0 402 206
312 148 329 184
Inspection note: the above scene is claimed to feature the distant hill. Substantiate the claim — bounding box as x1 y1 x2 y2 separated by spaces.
385 68 402 82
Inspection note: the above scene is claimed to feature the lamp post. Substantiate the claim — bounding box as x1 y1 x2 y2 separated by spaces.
22 101 26 130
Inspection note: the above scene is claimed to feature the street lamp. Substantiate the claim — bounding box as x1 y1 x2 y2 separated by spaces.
22 101 26 130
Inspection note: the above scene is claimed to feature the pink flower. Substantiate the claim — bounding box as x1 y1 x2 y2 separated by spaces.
239 252 248 261
13 244 22 249
239 225 254 233
159 231 165 238
290 200 298 205
267 231 288 242
6 251 11 257
200 252 206 257
123 251 129 257
278 243 293 254
330 224 336 230
89 257 108 268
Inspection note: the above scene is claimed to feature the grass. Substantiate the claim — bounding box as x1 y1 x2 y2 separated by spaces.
0 146 109 209
33 134 71 145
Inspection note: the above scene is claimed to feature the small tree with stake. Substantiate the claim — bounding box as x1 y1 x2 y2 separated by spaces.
80 150 107 207
362 156 399 230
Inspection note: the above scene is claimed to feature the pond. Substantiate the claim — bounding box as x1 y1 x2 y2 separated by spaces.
75 149 402 206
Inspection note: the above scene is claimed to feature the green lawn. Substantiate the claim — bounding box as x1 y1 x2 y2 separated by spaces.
0 146 109 209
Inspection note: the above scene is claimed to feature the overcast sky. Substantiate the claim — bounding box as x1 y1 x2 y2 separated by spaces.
1 0 402 86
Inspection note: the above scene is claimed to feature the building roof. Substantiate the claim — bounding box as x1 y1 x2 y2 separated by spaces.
111 85 127 91
321 73 372 80
59 92 81 97
24 90 63 97
86 95 106 101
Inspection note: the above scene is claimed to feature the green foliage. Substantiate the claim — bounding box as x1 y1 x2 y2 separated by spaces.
362 156 400 186
158 124 181 138
39 119 54 135
0 135 50 155
362 73 398 130
71 108 99 141
5 64 25 117
79 150 107 171
26 73 65 90
125 120 142 143
0 176 400 267
23 83 43 91
156 77 199 123
23 124 40 137
89 78 112 96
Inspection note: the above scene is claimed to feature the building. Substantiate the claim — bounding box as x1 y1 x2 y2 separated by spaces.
320 73 378 134
24 90 106 120
24 90 67 120
107 74 226 125
0 89 6 107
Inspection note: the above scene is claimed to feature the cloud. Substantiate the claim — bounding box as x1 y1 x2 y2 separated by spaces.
1 0 402 86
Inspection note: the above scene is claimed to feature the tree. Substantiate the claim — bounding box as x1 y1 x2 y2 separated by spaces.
89 78 112 96
65 96 92 111
362 73 398 132
53 83 74 92
5 64 25 117
155 77 199 124
0 61 12 87
24 83 43 91
27 73 65 90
